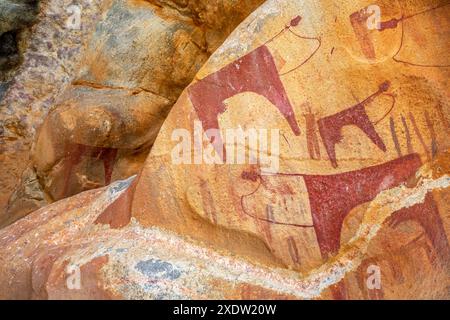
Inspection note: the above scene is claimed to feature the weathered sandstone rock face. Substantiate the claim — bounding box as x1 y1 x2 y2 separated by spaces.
0 0 449 299
0 0 108 221
0 0 40 84
0 0 40 192
0 0 264 225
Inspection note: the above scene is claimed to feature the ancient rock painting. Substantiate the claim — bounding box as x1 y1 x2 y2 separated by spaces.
241 153 450 298
401 114 414 154
303 103 322 160
350 7 379 60
350 3 450 67
356 231 440 299
187 16 321 160
317 81 392 168
1 0 448 301
186 8 449 300
387 111 435 159
424 110 439 158
60 143 118 198
188 45 300 160
389 117 402 157
409 112 431 162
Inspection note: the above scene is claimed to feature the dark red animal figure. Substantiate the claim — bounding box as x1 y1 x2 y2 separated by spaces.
242 153 449 299
61 144 118 199
188 45 301 160
318 81 389 168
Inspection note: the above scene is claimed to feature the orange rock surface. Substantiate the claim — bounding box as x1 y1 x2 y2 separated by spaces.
1 0 263 225
0 0 449 299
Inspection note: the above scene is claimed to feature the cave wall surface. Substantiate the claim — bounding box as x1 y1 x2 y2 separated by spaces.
0 0 449 299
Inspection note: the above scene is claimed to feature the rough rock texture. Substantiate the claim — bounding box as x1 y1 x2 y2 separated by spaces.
0 155 448 299
0 1 39 35
1 0 264 225
0 0 39 82
0 0 108 220
0 0 449 300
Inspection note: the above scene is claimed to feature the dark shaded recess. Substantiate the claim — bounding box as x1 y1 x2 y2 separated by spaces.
0 0 40 84
0 82 7 100
0 31 21 76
